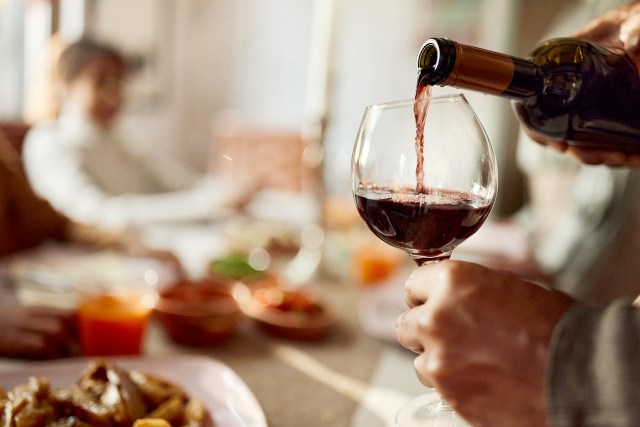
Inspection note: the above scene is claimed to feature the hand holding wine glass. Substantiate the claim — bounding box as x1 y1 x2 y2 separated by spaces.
396 261 574 427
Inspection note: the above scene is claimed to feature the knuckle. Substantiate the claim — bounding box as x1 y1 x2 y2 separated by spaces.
437 261 468 292
420 347 449 384
416 308 439 334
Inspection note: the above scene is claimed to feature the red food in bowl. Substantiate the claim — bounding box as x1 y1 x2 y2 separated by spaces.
233 278 336 340
252 286 324 314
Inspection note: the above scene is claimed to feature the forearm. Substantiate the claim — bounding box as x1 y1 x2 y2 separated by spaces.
64 221 168 260
63 221 137 251
547 300 640 426
64 221 182 275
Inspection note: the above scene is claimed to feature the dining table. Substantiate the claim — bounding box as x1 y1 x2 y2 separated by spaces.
143 277 427 427
0 214 534 426
0 221 431 427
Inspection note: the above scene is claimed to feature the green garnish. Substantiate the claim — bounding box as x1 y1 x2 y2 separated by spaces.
209 254 265 280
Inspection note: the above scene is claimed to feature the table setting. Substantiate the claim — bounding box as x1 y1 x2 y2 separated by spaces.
3 241 532 426
0 178 535 427
0 206 425 427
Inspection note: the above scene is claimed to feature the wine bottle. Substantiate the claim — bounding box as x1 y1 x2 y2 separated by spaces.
417 37 640 154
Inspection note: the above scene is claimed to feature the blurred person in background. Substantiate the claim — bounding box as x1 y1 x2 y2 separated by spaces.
23 37 253 233
397 2 640 426
0 129 181 359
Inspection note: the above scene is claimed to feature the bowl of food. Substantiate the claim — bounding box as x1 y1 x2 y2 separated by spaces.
232 276 337 340
155 278 242 345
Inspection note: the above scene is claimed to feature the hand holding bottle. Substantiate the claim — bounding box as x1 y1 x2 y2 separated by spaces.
521 126 640 167
572 1 640 69
526 1 640 167
396 261 574 427
417 2 640 166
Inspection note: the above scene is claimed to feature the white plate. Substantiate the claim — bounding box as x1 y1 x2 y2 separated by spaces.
6 245 179 287
0 245 179 309
0 355 267 427
357 280 407 343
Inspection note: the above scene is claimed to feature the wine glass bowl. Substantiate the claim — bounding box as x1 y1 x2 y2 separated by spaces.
352 94 497 265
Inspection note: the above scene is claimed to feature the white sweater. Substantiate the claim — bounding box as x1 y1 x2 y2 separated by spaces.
23 108 231 231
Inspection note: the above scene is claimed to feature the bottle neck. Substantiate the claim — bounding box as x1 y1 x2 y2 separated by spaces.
418 38 539 99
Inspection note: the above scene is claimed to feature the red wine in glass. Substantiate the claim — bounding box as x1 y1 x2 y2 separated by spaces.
354 185 493 265
349 79 492 265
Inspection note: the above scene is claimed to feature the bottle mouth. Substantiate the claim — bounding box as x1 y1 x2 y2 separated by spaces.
417 38 440 71
417 38 456 85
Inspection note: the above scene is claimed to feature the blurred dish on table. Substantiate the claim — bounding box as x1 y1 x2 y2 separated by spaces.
357 278 407 343
155 278 242 345
221 217 303 278
0 355 267 427
1 245 178 309
1 358 208 425
233 276 337 340
351 241 405 287
219 187 327 286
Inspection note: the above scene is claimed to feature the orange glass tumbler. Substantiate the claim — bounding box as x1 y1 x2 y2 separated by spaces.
77 290 155 356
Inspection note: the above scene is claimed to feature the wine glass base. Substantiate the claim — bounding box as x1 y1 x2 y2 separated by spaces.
395 393 470 427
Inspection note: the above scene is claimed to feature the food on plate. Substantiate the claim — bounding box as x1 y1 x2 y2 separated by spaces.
133 420 171 427
252 281 323 314
233 277 336 340
0 359 209 427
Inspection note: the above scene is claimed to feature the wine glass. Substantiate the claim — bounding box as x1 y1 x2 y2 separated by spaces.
351 93 498 426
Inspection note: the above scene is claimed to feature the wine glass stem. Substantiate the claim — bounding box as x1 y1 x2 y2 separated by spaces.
410 253 457 416
411 253 451 266
437 396 454 412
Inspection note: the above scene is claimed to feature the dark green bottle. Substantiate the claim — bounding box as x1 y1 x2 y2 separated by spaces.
417 37 640 154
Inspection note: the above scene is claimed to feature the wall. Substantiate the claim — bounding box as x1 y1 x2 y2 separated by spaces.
89 0 580 214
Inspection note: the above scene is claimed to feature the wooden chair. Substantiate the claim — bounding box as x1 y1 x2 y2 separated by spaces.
210 119 320 194
0 121 31 153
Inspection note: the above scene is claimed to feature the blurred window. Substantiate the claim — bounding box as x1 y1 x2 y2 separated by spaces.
0 0 85 121
0 0 26 118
